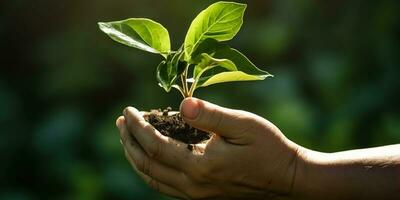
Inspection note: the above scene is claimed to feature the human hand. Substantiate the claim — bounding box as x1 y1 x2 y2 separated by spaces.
116 98 302 199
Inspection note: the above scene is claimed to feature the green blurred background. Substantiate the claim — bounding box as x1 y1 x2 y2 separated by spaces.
1 0 399 199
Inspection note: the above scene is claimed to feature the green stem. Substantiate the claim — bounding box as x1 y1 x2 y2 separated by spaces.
180 63 190 98
188 65 216 97
180 74 188 96
172 85 186 98
188 78 198 97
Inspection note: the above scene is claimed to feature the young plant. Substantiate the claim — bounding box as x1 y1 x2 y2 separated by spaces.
98 1 273 98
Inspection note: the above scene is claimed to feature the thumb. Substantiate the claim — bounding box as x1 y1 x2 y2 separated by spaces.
180 97 255 140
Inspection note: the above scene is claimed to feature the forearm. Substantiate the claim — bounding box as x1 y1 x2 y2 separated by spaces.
294 144 400 200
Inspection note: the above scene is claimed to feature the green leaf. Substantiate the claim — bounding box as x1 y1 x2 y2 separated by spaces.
190 38 220 64
173 45 187 76
98 18 171 57
199 71 268 87
156 47 186 92
195 47 273 88
184 1 246 60
157 61 170 91
193 53 237 78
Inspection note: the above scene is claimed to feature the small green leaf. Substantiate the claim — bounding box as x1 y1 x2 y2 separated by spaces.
157 61 171 91
172 45 186 76
195 47 273 88
199 71 267 87
156 47 186 92
193 53 237 78
184 1 246 60
98 18 171 57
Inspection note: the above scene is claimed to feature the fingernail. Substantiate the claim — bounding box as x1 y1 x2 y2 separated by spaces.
180 98 200 120
123 107 128 116
116 117 123 128
116 119 120 128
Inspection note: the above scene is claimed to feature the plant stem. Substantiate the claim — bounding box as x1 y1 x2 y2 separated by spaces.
180 63 190 98
172 85 186 98
180 74 189 97
188 78 198 97
188 65 215 97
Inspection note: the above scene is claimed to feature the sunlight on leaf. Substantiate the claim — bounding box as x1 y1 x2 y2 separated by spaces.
98 18 170 57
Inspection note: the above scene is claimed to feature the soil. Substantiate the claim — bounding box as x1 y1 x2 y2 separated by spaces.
143 107 211 148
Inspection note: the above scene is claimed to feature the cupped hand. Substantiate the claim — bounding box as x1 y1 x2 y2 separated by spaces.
116 98 302 200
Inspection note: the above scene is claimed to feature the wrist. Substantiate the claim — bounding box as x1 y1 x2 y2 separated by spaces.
290 146 328 200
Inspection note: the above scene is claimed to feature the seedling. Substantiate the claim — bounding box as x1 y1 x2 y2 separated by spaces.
98 1 272 98
99 1 273 145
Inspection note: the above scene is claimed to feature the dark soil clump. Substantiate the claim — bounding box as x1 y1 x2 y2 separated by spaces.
143 107 211 145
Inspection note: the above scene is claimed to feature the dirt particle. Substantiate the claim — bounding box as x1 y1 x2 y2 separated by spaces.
162 107 172 116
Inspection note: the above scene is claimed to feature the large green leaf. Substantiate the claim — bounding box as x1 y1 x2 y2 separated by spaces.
195 46 273 88
190 38 220 64
156 47 185 92
184 1 246 60
98 18 171 57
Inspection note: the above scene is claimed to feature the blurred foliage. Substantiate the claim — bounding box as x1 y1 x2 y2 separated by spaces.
0 0 399 199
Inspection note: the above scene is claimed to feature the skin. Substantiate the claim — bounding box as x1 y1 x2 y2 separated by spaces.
116 97 400 200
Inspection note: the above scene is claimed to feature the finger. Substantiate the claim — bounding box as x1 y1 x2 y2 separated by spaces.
117 117 190 191
116 115 125 128
124 149 189 200
179 98 260 142
122 107 196 169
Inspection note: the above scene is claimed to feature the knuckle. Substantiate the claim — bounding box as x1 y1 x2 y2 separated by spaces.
142 123 154 131
138 121 151 131
148 138 162 159
135 158 145 172
145 159 152 176
140 123 163 159
147 178 160 192
209 108 223 132
121 135 130 146
233 111 259 132
138 157 153 176
235 110 253 122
